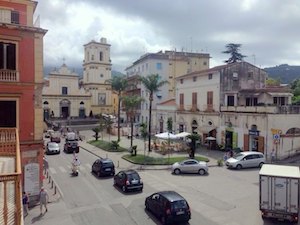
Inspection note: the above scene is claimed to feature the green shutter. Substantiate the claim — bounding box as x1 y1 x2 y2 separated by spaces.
232 132 238 148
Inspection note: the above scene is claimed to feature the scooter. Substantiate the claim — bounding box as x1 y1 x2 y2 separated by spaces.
71 163 79 176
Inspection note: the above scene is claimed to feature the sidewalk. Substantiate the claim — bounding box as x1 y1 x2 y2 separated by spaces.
24 171 64 225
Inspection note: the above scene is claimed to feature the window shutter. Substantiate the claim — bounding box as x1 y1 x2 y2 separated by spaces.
258 136 264 153
7 43 16 70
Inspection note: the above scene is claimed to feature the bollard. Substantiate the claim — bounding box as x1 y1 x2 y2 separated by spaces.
46 170 49 178
51 180 54 189
54 186 57 195
48 176 51 184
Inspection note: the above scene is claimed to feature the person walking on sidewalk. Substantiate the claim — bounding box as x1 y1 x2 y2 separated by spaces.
22 191 29 217
271 149 276 163
39 187 49 214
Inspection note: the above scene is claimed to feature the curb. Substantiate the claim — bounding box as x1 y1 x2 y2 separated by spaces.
44 169 64 200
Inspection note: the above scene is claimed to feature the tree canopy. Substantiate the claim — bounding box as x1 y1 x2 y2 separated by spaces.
222 43 246 64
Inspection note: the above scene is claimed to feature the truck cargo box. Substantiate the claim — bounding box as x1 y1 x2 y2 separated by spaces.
259 164 300 222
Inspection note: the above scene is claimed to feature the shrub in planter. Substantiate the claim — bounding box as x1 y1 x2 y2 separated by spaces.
217 159 224 167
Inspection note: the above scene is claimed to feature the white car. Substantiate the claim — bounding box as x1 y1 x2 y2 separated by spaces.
226 151 265 169
45 142 60 155
172 159 208 175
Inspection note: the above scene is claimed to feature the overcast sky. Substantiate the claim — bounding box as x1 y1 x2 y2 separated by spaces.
35 0 300 72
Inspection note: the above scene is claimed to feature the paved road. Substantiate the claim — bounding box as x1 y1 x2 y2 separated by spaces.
24 132 299 225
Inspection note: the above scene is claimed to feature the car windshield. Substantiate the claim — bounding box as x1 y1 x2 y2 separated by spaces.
127 172 140 180
171 200 188 210
48 143 58 148
103 161 113 167
233 153 245 160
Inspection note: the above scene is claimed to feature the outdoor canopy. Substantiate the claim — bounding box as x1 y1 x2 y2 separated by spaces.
155 132 178 140
175 132 191 138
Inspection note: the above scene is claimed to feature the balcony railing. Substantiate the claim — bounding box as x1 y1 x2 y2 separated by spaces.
0 128 22 225
177 104 217 112
221 105 300 114
0 70 19 82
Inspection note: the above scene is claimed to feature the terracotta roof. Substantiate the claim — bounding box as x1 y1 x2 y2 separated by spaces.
157 98 176 106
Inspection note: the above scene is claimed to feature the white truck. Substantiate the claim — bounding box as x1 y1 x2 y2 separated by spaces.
259 164 300 223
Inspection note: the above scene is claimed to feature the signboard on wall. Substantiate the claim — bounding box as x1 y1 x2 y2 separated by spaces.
24 163 40 196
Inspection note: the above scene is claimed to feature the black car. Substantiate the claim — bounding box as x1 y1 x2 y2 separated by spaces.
92 158 115 177
64 140 79 153
114 170 143 192
145 191 191 225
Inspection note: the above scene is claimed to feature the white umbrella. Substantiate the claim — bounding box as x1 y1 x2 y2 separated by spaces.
155 132 178 140
205 136 216 141
175 132 191 138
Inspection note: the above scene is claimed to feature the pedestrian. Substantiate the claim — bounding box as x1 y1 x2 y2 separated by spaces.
271 149 275 163
223 152 228 162
22 191 29 217
39 187 49 214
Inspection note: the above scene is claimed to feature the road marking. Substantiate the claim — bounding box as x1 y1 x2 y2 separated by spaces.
59 166 67 173
49 167 57 174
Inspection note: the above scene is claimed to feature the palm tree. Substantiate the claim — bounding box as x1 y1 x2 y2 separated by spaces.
106 76 128 141
104 116 114 141
122 95 144 149
186 133 201 158
139 74 168 152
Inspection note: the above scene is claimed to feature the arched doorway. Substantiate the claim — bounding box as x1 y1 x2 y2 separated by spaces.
60 99 70 118
191 120 198 133
79 101 85 118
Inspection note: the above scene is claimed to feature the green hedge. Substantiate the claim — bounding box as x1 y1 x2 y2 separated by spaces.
88 140 127 152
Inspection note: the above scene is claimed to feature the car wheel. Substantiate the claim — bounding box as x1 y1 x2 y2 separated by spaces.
198 169 205 175
174 169 181 175
122 186 127 192
259 162 264 168
236 164 242 170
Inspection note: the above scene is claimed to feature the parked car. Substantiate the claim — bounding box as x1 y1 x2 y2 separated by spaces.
50 132 61 143
64 140 79 153
145 191 191 225
44 129 54 138
92 158 115 177
113 170 143 192
171 159 208 175
225 151 265 169
45 142 60 155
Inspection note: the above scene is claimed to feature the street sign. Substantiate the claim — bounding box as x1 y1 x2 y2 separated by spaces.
273 134 280 140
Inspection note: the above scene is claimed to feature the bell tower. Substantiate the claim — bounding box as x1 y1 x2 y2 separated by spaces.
82 38 112 114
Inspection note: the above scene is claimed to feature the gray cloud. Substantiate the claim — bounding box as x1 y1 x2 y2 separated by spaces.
36 0 300 72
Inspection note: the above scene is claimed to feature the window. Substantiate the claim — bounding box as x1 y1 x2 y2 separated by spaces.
0 42 16 70
208 73 213 80
207 91 213 105
192 92 197 108
156 62 162 70
227 96 234 106
246 97 258 106
203 61 207 66
11 11 19 24
0 100 16 127
99 52 103 61
248 71 253 79
91 55 94 60
62 87 68 95
179 93 184 108
100 74 103 78
180 79 183 84
193 76 197 82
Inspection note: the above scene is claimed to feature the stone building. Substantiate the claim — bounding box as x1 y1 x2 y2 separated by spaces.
42 64 91 119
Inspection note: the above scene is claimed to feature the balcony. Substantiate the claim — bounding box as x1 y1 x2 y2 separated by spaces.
220 105 300 114
0 128 22 225
0 70 19 82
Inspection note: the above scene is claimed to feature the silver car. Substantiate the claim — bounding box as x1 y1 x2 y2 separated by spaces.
172 159 208 175
226 151 265 169
46 142 60 155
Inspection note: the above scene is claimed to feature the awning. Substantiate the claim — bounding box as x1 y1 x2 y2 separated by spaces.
198 126 216 134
